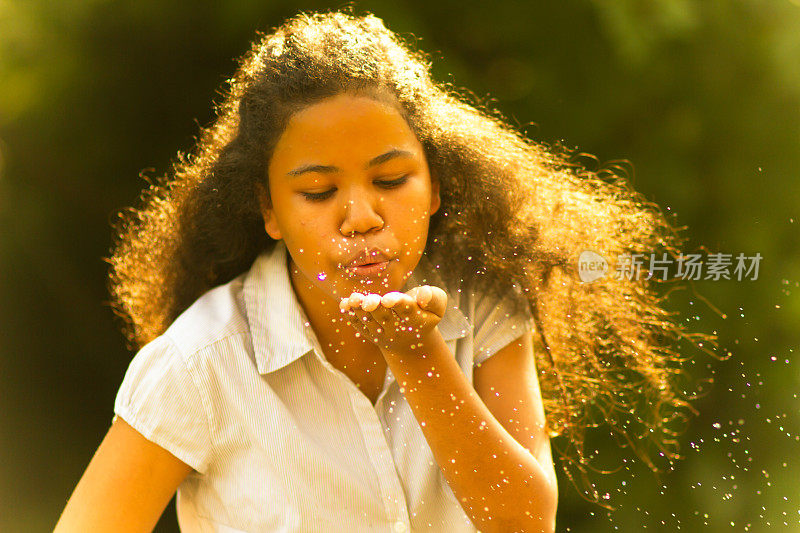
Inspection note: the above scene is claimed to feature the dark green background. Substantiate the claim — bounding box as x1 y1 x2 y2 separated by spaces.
1 1 798 531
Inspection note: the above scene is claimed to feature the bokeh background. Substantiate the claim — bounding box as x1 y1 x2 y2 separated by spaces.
1 0 798 531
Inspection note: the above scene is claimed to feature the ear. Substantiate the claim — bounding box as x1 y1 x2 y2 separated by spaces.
256 182 282 240
430 176 441 215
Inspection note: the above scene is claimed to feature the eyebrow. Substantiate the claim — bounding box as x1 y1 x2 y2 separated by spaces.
286 148 416 178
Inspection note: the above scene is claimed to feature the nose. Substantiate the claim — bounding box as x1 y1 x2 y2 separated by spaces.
339 188 384 237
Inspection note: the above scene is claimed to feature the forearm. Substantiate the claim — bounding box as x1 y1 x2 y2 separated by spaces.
381 329 557 533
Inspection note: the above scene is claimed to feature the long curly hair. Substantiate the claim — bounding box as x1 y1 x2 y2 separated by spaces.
106 8 714 502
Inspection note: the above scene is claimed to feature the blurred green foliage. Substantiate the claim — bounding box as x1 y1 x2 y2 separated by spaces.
1 0 798 531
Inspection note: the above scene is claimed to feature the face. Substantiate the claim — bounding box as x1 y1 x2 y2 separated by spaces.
257 93 440 316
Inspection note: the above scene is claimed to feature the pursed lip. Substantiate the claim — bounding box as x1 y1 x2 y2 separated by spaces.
343 247 391 268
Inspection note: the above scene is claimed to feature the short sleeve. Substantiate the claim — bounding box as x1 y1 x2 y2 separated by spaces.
112 335 213 474
472 287 535 367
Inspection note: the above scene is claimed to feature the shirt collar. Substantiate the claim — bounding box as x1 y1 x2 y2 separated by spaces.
244 240 472 375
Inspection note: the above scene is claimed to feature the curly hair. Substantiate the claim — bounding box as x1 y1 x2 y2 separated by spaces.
106 8 714 503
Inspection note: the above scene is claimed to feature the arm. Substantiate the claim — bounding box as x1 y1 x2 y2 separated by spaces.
473 330 558 508
54 416 193 533
385 328 557 533
341 288 558 533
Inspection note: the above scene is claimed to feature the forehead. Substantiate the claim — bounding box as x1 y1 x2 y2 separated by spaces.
268 94 423 173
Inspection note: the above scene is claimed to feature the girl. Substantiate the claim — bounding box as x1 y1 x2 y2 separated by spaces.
56 9 705 532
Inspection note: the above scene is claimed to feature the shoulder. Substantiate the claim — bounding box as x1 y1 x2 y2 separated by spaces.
462 278 533 328
117 273 255 450
462 280 535 366
163 271 252 360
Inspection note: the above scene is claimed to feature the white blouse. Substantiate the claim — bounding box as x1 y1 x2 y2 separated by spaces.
113 240 534 532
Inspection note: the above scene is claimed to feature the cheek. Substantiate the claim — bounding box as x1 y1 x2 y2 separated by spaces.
396 185 433 217
287 202 318 230
297 214 330 237
401 198 434 227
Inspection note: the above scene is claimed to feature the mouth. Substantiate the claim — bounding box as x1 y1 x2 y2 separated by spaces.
343 247 393 277
346 260 391 276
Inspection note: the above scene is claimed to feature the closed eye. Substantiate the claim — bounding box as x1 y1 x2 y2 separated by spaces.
299 190 335 202
375 175 410 189
299 175 410 202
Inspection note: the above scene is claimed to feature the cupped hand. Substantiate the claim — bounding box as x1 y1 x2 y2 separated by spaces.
339 285 447 355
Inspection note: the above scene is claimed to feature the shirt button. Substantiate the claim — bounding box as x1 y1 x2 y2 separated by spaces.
393 521 407 533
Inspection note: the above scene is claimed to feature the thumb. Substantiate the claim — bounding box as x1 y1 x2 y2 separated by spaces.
414 285 447 318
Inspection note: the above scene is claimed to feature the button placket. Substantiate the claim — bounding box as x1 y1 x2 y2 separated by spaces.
303 327 411 528
373 366 395 410
346 386 411 529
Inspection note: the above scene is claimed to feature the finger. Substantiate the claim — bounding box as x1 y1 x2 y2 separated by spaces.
361 293 382 312
379 292 413 331
415 285 433 308
353 292 368 308
340 296 368 323
351 306 372 324
341 292 365 311
420 285 447 319
380 291 406 308
344 308 374 339
391 291 419 315
369 303 401 331
354 308 387 343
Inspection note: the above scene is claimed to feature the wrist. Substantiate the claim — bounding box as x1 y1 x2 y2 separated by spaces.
380 326 443 364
